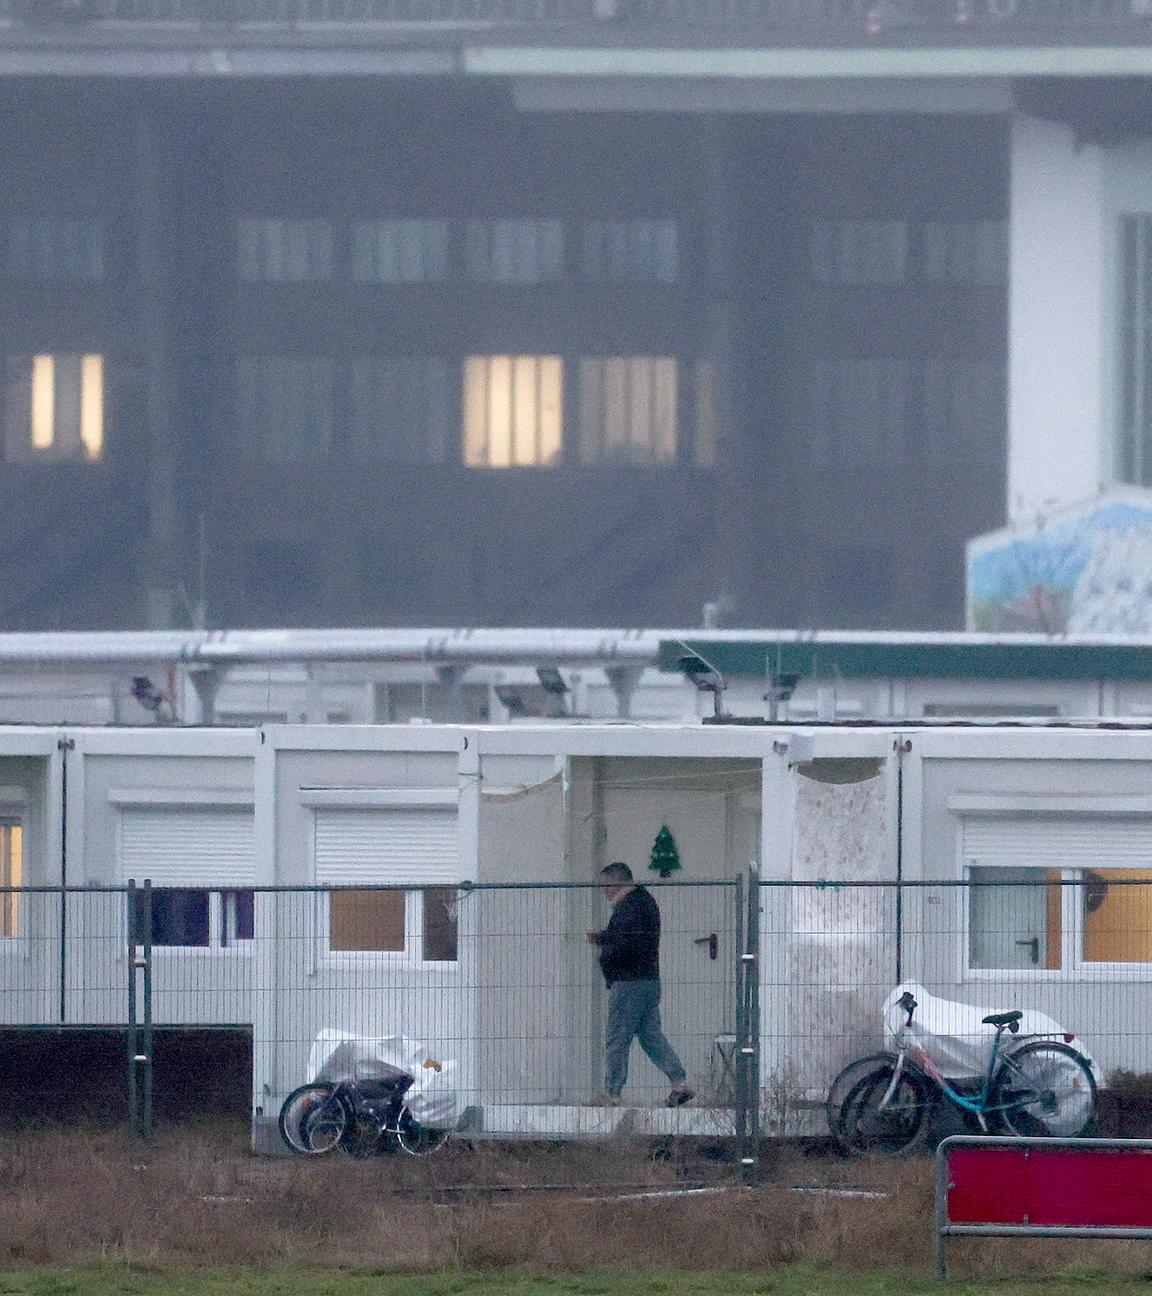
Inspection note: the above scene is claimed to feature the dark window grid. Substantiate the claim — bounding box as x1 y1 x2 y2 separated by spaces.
805 357 1003 467
807 219 1008 289
5 216 107 283
235 217 684 287
575 355 680 465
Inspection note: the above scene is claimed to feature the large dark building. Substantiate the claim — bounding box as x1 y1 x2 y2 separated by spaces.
4 2 1129 633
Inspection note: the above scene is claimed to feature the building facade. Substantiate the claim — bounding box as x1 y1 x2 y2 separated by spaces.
1 3 1148 631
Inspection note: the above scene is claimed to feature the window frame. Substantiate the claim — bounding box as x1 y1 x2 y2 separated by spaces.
317 884 458 967
0 816 24 945
961 860 1152 983
126 885 256 958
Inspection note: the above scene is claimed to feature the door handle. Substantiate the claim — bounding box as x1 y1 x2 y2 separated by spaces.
694 933 719 960
1015 936 1040 965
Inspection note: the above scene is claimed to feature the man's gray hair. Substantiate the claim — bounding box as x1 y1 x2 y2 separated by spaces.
600 862 633 884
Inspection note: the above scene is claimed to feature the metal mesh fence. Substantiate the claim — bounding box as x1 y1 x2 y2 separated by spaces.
12 0 1145 29
6 876 1152 1169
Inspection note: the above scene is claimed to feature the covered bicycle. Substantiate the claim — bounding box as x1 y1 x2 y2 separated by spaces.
279 1029 459 1158
828 983 1099 1156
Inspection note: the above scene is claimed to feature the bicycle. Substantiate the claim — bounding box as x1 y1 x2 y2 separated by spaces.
279 1071 450 1158
828 990 1097 1156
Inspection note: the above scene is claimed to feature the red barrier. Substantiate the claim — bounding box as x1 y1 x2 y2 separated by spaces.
935 1137 1152 1279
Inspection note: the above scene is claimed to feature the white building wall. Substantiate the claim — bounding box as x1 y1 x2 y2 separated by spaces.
1009 115 1109 520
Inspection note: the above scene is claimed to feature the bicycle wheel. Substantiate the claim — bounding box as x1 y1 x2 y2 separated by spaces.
830 1056 931 1156
278 1083 347 1155
991 1041 1097 1138
394 1105 449 1157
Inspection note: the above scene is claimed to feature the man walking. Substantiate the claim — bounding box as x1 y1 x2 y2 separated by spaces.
587 861 694 1107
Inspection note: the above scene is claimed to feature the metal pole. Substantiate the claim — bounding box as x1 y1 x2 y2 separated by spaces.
141 878 154 1139
745 862 761 1182
733 873 747 1174
934 1137 949 1280
126 879 138 1137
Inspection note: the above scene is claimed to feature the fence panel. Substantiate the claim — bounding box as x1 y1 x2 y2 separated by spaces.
760 876 1152 1138
254 879 742 1148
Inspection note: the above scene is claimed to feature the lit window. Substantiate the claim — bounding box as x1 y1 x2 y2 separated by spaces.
5 353 104 462
7 217 105 282
237 356 333 463
237 218 334 283
465 220 563 284
577 357 677 464
0 823 22 940
349 355 451 463
352 220 449 284
580 219 678 283
463 355 562 468
327 886 457 961
968 866 1063 970
1082 869 1152 964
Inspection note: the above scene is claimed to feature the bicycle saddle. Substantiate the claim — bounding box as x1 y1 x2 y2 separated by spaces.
982 1010 1023 1029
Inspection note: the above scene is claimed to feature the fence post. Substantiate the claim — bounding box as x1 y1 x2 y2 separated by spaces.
743 863 761 1183
733 873 748 1172
141 878 154 1139
126 879 154 1140
126 879 138 1136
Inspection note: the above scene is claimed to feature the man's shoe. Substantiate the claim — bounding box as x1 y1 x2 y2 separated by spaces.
667 1085 695 1107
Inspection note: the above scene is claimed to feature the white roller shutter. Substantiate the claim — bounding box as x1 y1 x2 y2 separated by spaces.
314 807 458 884
119 807 256 887
963 816 1152 868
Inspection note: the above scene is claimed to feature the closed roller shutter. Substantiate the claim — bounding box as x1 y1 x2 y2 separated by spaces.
119 807 256 887
963 816 1152 867
314 808 458 884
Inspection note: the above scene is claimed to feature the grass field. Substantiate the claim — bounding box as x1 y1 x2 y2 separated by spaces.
4 1123 1152 1290
1 1269 1150 1296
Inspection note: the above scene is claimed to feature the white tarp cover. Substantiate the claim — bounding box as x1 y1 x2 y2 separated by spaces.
307 1027 459 1129
882 982 1099 1081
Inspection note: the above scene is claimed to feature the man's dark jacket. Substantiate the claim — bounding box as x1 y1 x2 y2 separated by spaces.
597 886 661 987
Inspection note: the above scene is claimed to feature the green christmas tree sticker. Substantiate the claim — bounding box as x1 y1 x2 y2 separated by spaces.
650 825 681 879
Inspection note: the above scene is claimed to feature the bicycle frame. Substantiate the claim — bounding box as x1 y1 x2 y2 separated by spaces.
882 1024 1038 1132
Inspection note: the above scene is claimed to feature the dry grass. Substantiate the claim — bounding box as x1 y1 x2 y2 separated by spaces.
0 1123 1149 1282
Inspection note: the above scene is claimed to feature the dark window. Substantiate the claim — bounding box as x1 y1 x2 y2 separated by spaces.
237 218 334 283
922 220 1007 286
223 889 254 946
807 359 908 467
7 217 105 282
580 219 678 283
237 356 333 463
464 219 563 284
921 359 1003 454
133 888 210 948
348 355 452 463
423 887 458 962
810 219 907 286
577 357 678 464
352 220 449 284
